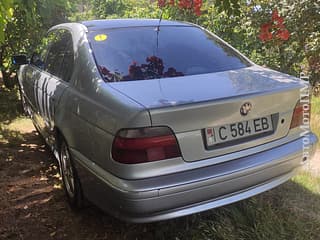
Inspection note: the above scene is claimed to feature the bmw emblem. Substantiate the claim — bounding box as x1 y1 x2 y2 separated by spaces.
240 102 252 116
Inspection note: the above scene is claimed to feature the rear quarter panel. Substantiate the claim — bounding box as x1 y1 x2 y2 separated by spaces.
54 26 150 171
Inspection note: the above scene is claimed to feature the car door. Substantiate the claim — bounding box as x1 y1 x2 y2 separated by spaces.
39 29 75 146
21 38 49 121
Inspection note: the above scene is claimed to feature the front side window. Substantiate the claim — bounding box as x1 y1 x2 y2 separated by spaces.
88 26 250 82
31 35 51 69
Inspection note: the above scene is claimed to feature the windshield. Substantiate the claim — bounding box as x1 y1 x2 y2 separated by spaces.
88 26 251 82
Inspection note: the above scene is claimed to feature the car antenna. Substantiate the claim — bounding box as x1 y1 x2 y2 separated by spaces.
155 10 163 55
156 10 163 90
156 10 163 32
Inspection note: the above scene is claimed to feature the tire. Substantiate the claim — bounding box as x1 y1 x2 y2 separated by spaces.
59 140 84 208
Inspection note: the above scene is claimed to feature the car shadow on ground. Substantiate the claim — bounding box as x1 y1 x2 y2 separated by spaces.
1 126 320 240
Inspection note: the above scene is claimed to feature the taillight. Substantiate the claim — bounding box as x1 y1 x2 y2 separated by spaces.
112 127 181 164
290 98 310 129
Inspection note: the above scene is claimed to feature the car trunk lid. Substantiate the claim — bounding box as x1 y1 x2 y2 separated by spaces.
110 65 306 161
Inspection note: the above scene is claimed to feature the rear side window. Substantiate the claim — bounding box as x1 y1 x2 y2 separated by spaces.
44 30 74 82
88 26 250 82
59 37 74 82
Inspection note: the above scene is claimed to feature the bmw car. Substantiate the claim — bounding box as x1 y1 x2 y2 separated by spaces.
13 19 317 223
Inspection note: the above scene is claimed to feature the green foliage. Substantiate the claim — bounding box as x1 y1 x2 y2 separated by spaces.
249 0 320 83
214 0 241 15
93 0 127 18
0 0 71 88
1 0 319 89
278 0 320 85
159 0 319 83
0 0 14 43
80 0 319 83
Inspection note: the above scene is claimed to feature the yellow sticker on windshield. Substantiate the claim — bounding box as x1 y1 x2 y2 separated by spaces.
94 34 107 41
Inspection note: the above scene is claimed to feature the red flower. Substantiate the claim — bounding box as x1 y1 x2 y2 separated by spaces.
272 9 285 28
193 0 202 16
194 8 201 16
275 19 285 29
271 9 280 21
259 23 272 42
177 0 202 15
178 0 192 9
276 29 290 40
158 0 166 7
259 9 290 42
259 31 273 42
157 0 202 16
261 23 272 32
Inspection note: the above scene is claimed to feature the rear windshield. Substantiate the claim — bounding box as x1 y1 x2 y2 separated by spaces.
88 26 250 82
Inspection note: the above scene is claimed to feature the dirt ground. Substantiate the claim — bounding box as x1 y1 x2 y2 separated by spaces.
0 117 319 240
0 123 204 240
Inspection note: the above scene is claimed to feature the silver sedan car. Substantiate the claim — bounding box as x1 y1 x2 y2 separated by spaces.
13 19 317 223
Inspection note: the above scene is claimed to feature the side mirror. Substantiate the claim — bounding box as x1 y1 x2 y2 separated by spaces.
12 54 28 65
31 52 44 69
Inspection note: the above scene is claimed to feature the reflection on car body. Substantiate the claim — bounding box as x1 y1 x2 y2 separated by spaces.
13 19 317 223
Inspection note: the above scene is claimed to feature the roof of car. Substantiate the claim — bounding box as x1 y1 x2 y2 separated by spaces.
81 19 191 31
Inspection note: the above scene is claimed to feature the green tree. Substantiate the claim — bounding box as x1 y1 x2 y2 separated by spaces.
0 0 14 43
2 0 318 89
74 0 320 84
0 0 71 88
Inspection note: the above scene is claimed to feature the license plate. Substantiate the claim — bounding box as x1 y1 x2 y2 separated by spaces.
205 116 273 146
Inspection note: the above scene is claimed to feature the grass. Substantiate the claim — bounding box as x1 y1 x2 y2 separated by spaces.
0 85 320 240
0 86 34 146
149 174 320 240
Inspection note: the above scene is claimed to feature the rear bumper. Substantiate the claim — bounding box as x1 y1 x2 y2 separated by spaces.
72 133 317 223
